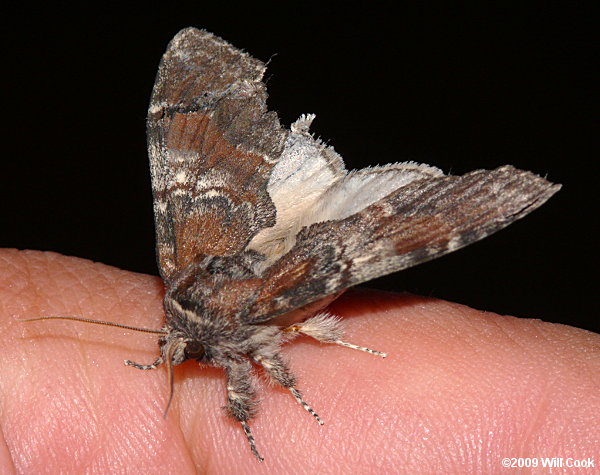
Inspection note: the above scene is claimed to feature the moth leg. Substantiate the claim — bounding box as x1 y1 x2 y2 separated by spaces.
253 352 323 426
124 357 163 370
284 313 387 358
225 360 263 462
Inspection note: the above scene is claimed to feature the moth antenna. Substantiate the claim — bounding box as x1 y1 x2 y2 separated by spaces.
162 339 178 417
23 316 167 335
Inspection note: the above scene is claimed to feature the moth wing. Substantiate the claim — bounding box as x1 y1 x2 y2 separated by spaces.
247 165 560 322
147 28 287 279
246 115 444 264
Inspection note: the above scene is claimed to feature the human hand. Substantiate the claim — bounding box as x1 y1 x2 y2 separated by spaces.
1 249 598 473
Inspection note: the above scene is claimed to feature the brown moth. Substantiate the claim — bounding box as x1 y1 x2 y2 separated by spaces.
29 28 560 461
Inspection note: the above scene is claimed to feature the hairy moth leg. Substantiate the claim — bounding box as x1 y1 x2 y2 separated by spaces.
284 313 387 358
225 360 263 461
253 352 323 425
125 356 163 370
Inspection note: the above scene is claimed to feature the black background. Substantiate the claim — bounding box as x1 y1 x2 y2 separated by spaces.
2 4 597 332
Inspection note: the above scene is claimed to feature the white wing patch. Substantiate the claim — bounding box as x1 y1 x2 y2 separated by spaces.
316 162 444 222
247 114 444 265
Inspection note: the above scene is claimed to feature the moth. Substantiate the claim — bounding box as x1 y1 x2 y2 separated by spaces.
29 28 560 461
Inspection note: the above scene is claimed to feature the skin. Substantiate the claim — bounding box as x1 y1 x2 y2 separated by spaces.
1 249 598 474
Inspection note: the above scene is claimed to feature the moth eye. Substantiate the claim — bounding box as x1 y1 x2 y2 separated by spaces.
184 341 205 359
